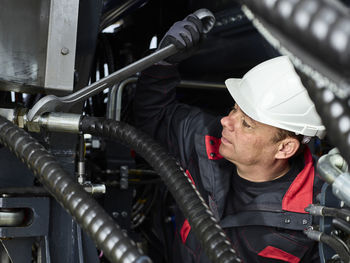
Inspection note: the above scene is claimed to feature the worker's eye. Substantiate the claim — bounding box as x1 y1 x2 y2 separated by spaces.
231 105 237 113
242 119 252 128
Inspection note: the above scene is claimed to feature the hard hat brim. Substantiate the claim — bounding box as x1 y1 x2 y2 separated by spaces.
225 78 258 121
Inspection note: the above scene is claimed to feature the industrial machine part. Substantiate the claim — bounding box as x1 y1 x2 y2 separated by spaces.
318 149 350 208
0 0 79 95
0 116 151 263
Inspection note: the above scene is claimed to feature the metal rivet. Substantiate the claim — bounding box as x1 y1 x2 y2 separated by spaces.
210 153 216 157
209 140 214 145
121 211 128 218
112 212 119 218
61 47 70 55
284 218 291 224
302 219 308 225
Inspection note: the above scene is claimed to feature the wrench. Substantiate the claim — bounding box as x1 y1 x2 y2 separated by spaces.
27 8 215 121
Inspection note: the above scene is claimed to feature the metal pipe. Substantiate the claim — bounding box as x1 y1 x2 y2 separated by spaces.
107 77 138 120
332 172 350 207
107 78 226 121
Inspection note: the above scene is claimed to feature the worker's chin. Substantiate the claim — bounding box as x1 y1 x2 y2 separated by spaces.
219 143 232 160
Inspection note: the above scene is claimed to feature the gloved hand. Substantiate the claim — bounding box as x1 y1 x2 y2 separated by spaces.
158 14 204 64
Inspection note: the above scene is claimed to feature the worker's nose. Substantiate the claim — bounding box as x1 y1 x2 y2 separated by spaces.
220 114 235 131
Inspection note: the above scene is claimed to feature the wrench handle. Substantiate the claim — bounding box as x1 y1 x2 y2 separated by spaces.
62 44 177 104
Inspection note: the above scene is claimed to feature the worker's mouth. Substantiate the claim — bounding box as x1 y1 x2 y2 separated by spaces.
221 135 232 145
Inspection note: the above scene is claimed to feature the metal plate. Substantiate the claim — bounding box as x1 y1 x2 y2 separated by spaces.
0 0 79 95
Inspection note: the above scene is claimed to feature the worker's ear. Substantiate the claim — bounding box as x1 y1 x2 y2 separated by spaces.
275 138 300 159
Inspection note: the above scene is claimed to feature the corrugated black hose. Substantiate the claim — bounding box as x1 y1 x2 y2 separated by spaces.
80 116 240 263
242 0 350 77
0 116 151 263
299 74 350 164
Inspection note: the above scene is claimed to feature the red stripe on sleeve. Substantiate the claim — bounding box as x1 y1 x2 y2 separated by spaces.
180 219 191 244
258 246 300 263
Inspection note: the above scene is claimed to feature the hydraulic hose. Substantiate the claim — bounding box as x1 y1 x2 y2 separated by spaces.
241 0 350 78
301 77 350 165
304 228 350 262
80 117 240 263
305 204 350 222
0 116 151 263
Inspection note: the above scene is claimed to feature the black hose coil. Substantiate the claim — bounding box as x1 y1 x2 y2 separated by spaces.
80 117 240 263
242 0 350 77
320 233 350 262
0 117 151 263
300 75 350 164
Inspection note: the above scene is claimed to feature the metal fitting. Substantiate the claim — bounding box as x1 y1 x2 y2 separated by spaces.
37 112 81 133
305 204 324 216
317 148 348 184
332 172 350 207
0 108 81 133
0 107 82 133
303 228 322 242
83 182 106 195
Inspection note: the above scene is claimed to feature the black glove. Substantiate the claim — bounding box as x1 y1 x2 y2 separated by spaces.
158 14 204 64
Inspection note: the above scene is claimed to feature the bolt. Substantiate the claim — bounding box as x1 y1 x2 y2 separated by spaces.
302 219 308 225
92 139 101 149
121 211 128 218
284 218 291 224
61 47 70 55
112 212 119 218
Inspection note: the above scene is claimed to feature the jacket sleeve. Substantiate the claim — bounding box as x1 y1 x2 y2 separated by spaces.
133 64 213 167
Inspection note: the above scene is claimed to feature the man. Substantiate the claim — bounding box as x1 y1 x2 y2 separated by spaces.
134 13 326 263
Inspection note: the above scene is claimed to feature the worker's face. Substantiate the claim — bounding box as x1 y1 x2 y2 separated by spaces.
219 104 280 167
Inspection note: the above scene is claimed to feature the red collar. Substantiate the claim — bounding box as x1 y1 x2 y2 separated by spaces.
282 147 315 213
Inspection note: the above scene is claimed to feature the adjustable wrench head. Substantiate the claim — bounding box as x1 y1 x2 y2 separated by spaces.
26 95 62 121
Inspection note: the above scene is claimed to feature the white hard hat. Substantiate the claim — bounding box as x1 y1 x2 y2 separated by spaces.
225 56 326 139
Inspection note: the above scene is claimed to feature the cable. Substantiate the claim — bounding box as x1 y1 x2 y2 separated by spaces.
80 117 241 263
0 116 151 263
333 218 350 235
